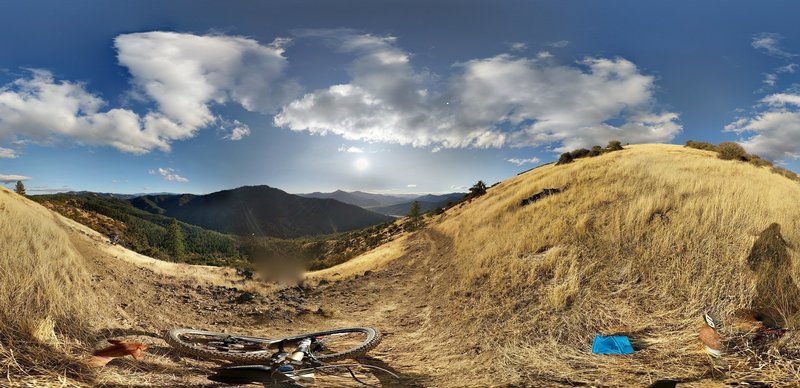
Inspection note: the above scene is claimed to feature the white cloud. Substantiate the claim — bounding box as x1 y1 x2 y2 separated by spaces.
0 70 174 154
547 40 570 48
220 119 251 141
116 31 298 125
0 147 17 158
759 64 798 91
508 42 527 51
0 32 295 156
536 51 553 59
275 31 680 152
151 167 189 183
406 184 417 188
763 73 778 87
752 33 796 58
0 174 30 183
725 92 800 160
506 157 540 166
778 63 798 73
337 145 364 153
225 125 251 141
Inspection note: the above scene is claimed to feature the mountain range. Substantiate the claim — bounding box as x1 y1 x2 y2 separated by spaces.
130 185 394 238
298 190 416 208
300 190 466 216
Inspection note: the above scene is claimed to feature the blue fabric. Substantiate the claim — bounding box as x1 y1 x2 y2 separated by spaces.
591 335 634 355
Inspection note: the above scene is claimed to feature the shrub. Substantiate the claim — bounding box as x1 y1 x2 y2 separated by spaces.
556 152 574 165
717 142 748 161
589 145 603 157
569 148 591 159
685 140 718 152
748 155 773 168
772 166 800 182
606 140 624 151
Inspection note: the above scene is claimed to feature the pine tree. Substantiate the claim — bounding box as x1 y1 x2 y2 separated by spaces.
164 218 185 260
408 201 422 229
14 180 25 196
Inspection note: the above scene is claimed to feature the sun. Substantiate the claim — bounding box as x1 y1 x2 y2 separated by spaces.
354 158 369 171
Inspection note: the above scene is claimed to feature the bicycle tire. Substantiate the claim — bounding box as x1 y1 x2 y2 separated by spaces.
165 327 381 363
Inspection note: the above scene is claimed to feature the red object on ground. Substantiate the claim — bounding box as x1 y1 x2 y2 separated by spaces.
88 339 148 367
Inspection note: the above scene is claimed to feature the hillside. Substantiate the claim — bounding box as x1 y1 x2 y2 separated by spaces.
131 185 394 238
369 193 465 216
32 193 243 266
4 144 800 386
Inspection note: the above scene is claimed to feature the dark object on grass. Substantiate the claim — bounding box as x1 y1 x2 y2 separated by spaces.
747 223 799 327
747 223 789 270
208 365 297 385
236 291 256 304
648 380 678 388
236 268 254 280
520 188 561 206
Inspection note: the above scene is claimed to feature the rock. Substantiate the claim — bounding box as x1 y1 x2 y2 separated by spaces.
236 292 256 304
520 188 561 207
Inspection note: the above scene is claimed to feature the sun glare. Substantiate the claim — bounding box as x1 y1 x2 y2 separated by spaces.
355 158 369 171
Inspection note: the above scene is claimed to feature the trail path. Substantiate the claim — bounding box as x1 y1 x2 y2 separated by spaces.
59 209 454 387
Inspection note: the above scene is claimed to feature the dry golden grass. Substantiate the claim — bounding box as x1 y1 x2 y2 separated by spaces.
405 144 800 386
0 186 105 385
56 213 268 292
4 143 800 386
307 235 409 282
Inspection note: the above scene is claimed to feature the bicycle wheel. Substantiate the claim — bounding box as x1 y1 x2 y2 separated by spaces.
166 328 275 362
284 327 382 362
166 327 381 363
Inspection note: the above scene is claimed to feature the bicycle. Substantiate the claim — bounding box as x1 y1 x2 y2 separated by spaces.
165 327 395 386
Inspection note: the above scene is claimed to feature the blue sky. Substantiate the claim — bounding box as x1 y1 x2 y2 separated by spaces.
1 1 800 195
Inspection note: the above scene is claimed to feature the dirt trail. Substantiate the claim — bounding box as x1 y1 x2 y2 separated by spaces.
59 206 453 387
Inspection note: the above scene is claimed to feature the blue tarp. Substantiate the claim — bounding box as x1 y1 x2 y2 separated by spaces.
591 335 634 355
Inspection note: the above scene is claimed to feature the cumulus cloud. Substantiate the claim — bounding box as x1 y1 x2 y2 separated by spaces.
0 147 17 158
506 157 540 166
150 167 189 183
116 31 298 125
0 174 30 183
275 31 680 152
752 33 796 58
725 92 800 160
338 145 364 153
0 70 176 154
0 32 295 156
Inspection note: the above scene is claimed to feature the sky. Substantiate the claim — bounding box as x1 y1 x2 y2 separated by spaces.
1 1 800 195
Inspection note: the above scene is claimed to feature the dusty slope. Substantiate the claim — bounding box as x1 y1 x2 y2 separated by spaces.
305 143 800 386
4 143 800 387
